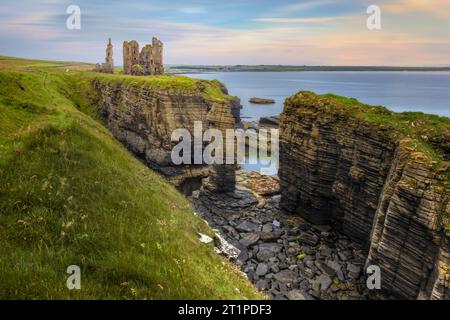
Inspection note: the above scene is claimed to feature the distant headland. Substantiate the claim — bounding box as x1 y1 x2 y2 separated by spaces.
166 64 450 73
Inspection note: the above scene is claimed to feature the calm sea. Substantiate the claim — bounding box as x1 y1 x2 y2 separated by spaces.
183 71 450 175
184 71 450 121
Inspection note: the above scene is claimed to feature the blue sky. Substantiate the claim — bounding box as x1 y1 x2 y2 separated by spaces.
1 0 449 66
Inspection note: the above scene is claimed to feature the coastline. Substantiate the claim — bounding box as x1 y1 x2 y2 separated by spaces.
166 65 450 74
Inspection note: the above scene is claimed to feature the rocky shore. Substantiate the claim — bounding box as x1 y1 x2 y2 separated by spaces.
191 170 388 300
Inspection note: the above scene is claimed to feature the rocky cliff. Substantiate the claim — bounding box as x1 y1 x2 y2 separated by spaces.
92 75 241 193
279 91 450 299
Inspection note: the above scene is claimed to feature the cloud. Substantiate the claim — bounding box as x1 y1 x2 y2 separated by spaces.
0 12 66 40
163 19 450 66
297 31 450 66
252 16 355 24
0 0 449 66
273 0 334 15
3 11 449 66
383 0 450 17
179 7 206 14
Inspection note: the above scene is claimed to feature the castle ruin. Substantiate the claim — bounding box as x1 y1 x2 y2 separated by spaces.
94 37 164 76
123 37 164 76
94 38 114 74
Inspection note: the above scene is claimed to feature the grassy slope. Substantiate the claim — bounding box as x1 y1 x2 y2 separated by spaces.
0 57 262 299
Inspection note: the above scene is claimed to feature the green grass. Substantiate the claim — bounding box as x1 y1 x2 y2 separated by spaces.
317 93 450 137
0 56 234 102
91 73 233 102
287 91 450 160
0 56 93 72
0 57 262 299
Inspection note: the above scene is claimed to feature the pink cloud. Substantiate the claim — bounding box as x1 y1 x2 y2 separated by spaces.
383 0 450 17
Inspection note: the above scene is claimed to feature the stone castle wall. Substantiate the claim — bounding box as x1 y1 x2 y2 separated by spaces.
123 40 140 75
123 37 163 76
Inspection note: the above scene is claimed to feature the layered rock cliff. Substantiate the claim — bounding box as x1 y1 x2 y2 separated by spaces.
279 91 450 299
92 76 241 193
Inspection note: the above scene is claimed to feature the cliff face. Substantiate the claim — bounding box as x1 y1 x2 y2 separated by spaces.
92 76 241 193
367 143 449 299
279 97 396 242
279 91 450 299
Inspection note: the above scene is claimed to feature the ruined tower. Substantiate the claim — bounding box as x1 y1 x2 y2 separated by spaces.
123 37 164 76
104 38 114 73
150 37 164 75
94 38 114 74
140 44 153 75
123 40 140 75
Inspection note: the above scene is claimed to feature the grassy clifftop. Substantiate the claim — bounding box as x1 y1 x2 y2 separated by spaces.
285 91 450 161
0 57 261 299
91 73 234 102
0 56 233 103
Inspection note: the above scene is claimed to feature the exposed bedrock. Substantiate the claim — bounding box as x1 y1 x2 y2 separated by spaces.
92 78 241 193
192 170 383 300
279 91 450 299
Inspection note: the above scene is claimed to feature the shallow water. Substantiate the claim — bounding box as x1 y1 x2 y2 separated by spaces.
239 152 278 176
